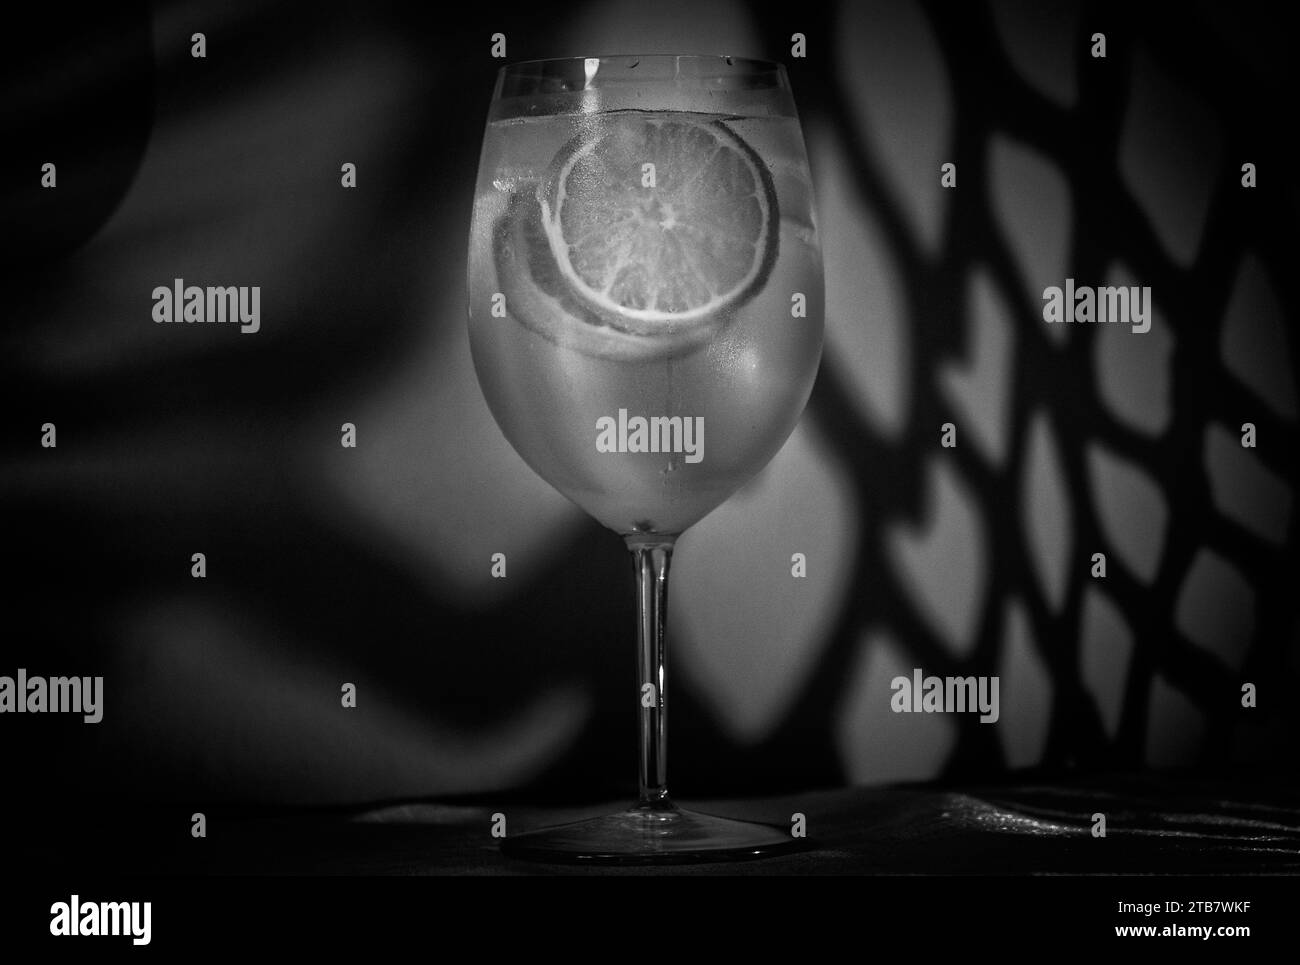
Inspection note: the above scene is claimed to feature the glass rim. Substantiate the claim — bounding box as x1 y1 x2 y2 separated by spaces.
496 53 786 77
489 54 795 117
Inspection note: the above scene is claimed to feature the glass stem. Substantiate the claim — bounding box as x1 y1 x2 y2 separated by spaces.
627 535 676 809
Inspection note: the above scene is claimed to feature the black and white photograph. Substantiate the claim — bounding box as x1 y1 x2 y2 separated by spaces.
2 0 1296 948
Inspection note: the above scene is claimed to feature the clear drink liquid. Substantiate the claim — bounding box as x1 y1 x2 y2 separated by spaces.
468 109 824 536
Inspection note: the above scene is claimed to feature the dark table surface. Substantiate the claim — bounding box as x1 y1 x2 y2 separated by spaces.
56 774 1296 876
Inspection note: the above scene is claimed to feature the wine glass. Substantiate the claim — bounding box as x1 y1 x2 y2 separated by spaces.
466 54 823 862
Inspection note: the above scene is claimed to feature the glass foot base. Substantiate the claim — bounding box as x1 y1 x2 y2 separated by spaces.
500 802 805 865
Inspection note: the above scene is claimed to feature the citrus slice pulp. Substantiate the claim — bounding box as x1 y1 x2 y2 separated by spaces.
538 111 779 337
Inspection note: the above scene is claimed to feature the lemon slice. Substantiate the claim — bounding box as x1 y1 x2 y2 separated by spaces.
540 111 778 334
